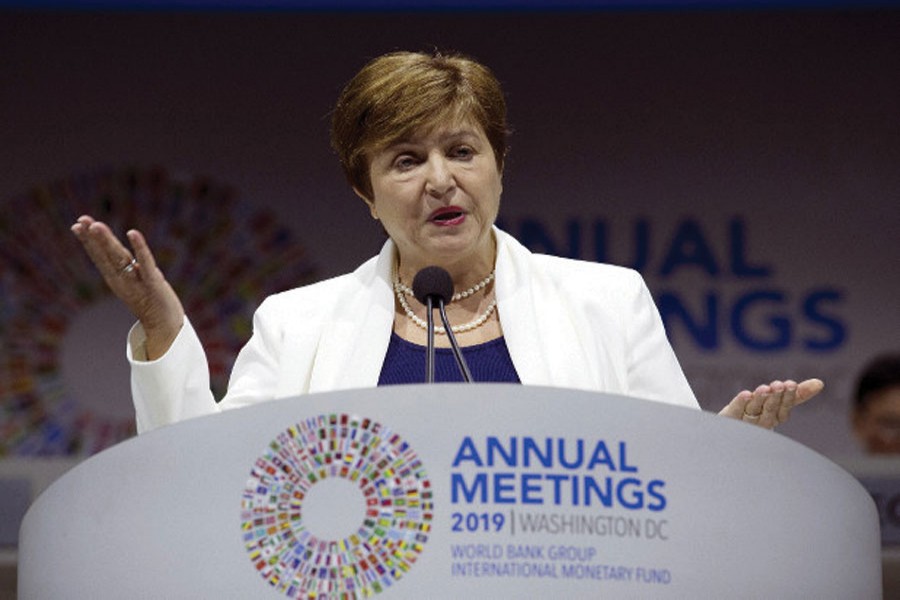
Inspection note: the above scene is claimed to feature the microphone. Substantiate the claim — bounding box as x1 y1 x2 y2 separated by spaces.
412 266 473 383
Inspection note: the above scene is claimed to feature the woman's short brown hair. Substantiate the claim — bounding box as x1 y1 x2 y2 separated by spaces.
330 50 508 199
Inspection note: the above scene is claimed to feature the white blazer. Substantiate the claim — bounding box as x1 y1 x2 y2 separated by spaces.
129 228 698 433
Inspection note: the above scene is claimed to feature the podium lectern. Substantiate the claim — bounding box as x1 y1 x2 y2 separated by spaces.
18 385 881 598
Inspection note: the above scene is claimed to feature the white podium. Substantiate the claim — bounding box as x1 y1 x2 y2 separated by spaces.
18 385 881 598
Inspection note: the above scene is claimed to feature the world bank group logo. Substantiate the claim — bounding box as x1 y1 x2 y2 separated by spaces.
241 414 433 598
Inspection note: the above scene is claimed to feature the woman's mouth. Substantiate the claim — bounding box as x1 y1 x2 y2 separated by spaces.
429 207 466 226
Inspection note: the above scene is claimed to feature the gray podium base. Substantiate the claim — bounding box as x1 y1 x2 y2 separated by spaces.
19 385 881 598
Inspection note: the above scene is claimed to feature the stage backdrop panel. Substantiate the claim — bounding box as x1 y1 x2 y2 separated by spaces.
1 11 898 462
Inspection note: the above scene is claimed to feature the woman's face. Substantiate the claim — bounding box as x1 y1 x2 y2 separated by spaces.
359 119 502 281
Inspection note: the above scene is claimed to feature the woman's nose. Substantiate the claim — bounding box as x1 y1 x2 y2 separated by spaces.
424 155 455 197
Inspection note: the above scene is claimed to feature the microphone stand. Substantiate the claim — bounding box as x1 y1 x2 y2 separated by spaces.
425 296 436 383
413 265 473 384
437 299 473 383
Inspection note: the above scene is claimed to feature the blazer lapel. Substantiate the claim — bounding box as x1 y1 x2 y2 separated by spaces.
495 229 601 391
308 241 396 393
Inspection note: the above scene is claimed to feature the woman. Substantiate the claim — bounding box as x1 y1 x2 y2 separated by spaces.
71 50 821 434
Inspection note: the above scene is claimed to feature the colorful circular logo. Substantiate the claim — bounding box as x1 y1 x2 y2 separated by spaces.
0 166 317 455
241 414 433 598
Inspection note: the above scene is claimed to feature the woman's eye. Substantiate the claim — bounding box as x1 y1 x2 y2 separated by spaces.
452 146 474 159
393 155 418 170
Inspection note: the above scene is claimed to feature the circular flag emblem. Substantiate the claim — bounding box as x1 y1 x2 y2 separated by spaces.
0 165 317 455
241 414 433 598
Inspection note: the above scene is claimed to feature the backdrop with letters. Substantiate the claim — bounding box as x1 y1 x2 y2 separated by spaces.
1 9 898 458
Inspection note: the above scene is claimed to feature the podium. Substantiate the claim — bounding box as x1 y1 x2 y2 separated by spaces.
18 385 881 598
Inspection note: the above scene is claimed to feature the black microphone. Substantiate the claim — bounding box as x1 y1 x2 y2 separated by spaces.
412 266 473 383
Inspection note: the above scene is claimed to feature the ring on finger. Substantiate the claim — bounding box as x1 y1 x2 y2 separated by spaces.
120 257 138 275
742 410 761 420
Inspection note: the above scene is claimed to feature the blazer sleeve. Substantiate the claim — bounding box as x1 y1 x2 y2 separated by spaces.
623 273 699 409
128 316 219 433
128 295 293 433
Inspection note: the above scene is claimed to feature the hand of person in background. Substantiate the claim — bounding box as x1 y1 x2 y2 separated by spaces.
71 215 185 360
718 379 825 429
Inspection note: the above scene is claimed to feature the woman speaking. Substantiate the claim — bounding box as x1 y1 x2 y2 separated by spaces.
71 50 822 434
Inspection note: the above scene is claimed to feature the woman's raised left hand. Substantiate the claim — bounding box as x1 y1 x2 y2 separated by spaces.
718 379 825 429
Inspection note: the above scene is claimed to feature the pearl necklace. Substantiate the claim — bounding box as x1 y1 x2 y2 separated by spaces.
393 271 497 334
394 271 495 302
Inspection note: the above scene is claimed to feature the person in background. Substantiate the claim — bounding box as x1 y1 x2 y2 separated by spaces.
853 353 900 454
70 50 823 434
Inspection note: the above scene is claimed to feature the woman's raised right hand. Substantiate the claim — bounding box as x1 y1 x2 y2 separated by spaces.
71 215 185 360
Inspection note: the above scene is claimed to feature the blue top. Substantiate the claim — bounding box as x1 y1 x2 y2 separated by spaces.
378 333 521 385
